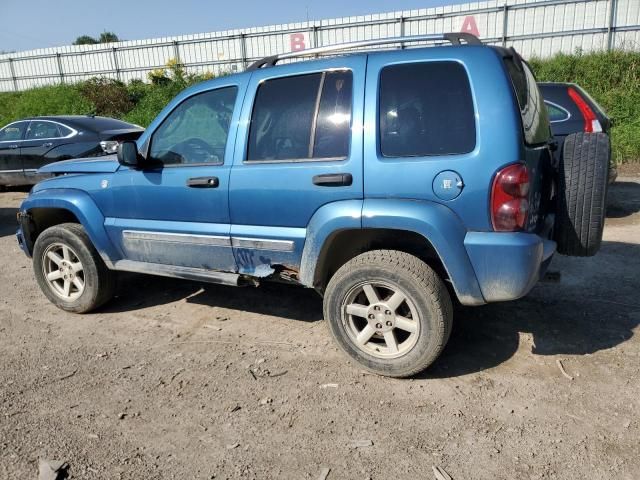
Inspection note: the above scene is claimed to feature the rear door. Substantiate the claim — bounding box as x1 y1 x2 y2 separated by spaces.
229 57 365 275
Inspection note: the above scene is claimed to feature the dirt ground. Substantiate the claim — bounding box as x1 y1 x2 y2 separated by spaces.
1 177 639 480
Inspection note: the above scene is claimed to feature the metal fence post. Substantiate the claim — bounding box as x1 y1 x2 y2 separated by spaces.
55 53 64 84
112 47 121 81
172 40 181 63
7 58 18 91
399 16 406 49
240 33 248 70
502 3 509 46
607 0 618 50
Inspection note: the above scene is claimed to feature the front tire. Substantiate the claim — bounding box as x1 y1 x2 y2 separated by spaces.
33 223 116 313
323 250 453 378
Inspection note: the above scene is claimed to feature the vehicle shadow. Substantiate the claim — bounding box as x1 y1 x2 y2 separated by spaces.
106 240 639 379
606 180 640 218
0 208 18 237
107 273 323 323
0 186 30 237
423 239 640 379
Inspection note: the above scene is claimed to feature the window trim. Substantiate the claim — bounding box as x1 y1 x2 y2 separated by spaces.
24 120 78 142
146 85 238 168
545 100 572 123
0 120 78 144
377 60 477 159
243 69 353 165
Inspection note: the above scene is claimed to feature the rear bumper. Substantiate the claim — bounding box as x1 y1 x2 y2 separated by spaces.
464 232 556 303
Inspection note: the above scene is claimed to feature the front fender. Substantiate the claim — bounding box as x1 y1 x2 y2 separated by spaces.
19 188 119 263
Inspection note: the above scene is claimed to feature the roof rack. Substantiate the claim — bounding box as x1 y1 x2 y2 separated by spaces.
247 32 481 71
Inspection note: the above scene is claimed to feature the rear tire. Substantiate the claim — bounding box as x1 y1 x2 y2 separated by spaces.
323 250 452 378
33 223 116 313
555 132 609 257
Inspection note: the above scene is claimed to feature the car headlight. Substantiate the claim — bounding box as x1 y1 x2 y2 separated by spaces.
100 140 120 154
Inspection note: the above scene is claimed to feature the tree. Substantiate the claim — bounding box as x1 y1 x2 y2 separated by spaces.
73 35 98 45
99 32 119 43
73 32 120 46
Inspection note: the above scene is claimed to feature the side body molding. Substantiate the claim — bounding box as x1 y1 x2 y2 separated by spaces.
20 188 120 263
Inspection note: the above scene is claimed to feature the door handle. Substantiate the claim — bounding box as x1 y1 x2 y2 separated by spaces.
312 173 353 187
186 176 219 188
9 144 18 149
42 142 53 148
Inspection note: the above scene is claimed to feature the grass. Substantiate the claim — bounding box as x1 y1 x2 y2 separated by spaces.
0 50 639 163
529 49 640 164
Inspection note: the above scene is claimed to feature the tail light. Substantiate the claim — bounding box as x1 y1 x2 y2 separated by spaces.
491 163 530 231
100 140 120 154
567 87 602 133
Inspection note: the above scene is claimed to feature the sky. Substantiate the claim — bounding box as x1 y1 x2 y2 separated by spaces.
0 0 467 52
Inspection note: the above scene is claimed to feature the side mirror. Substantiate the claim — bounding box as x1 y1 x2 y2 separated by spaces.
117 141 141 168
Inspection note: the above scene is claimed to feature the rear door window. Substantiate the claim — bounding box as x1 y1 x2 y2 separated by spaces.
26 121 62 140
247 71 353 161
378 61 476 157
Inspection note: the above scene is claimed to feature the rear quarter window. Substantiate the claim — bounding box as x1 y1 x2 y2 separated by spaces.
545 101 570 122
503 56 550 145
378 61 476 157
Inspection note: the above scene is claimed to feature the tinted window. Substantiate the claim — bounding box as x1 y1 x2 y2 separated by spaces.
149 87 237 166
0 122 27 142
248 71 352 161
504 57 528 110
546 102 570 122
313 71 352 158
26 121 62 140
379 62 476 157
248 73 321 161
503 56 550 145
58 124 74 137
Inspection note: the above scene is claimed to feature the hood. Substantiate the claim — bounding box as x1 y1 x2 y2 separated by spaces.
39 155 121 174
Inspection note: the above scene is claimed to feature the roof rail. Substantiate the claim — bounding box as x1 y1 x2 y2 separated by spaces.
247 32 481 71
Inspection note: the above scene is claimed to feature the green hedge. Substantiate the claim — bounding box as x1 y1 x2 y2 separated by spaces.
529 49 640 164
0 50 639 163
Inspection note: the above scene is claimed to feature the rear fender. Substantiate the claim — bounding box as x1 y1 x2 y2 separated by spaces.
299 198 485 306
361 199 484 305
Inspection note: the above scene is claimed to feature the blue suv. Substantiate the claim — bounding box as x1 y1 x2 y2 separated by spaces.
16 34 609 377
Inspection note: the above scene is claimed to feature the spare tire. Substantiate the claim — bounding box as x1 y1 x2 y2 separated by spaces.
555 132 609 257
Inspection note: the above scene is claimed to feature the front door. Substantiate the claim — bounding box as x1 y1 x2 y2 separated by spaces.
229 56 365 275
105 84 241 272
0 121 27 185
20 120 67 179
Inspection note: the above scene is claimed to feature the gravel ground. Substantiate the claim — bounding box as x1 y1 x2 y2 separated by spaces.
1 178 639 480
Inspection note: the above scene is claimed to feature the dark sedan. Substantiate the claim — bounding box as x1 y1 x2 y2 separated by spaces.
0 115 143 187
539 82 616 183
